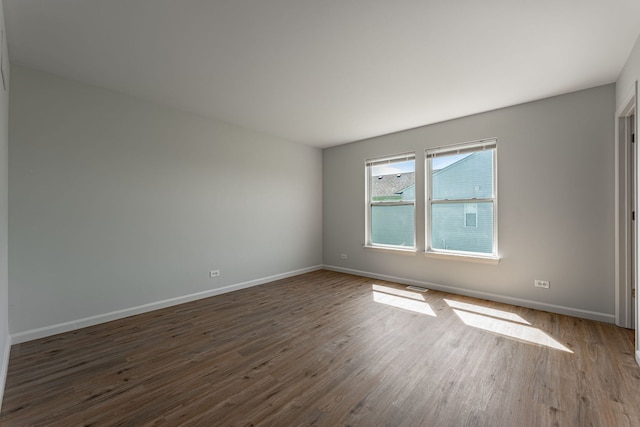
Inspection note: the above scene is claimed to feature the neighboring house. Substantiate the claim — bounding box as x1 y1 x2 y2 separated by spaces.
431 151 493 253
371 172 415 202
370 151 493 253
370 172 415 246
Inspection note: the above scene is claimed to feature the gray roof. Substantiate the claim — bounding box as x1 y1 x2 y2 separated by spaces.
371 172 415 198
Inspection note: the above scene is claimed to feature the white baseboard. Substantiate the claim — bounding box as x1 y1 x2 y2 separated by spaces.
0 333 11 411
325 265 616 324
636 350 640 368
10 265 324 345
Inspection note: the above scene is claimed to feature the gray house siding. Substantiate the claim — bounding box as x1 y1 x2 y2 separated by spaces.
431 202 493 253
431 150 494 253
432 151 493 200
371 204 414 246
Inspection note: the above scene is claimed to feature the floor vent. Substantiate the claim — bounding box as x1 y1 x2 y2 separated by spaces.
407 285 428 292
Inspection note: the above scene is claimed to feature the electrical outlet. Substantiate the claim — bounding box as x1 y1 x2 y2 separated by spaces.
209 270 220 278
534 280 550 289
340 253 348 260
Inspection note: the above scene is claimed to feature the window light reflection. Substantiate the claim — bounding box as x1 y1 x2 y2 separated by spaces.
372 284 426 301
449 307 573 353
444 299 530 325
372 286 436 317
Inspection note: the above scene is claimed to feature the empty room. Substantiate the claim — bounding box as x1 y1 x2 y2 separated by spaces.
1 0 640 425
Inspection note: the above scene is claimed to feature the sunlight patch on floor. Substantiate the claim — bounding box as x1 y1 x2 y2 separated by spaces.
444 298 531 325
372 284 426 301
447 303 573 353
372 285 435 316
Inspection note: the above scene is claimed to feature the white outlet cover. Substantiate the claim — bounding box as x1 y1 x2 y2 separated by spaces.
534 280 550 288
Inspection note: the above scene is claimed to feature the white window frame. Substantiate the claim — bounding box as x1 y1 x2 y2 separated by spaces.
426 139 499 261
365 153 416 252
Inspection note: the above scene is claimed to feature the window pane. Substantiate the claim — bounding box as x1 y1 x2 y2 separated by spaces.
465 213 477 227
371 160 415 202
371 205 415 246
431 202 493 254
464 203 478 227
432 150 493 200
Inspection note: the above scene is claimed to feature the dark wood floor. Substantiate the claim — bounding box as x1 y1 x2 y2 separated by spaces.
1 270 639 426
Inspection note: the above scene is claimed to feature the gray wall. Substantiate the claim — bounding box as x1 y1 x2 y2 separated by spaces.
324 85 615 320
8 66 323 334
0 0 9 409
617 33 640 110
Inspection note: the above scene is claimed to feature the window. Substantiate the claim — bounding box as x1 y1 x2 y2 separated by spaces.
366 153 416 249
464 203 478 227
426 140 497 258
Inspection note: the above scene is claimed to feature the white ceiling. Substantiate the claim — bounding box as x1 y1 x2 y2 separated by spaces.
4 1 640 148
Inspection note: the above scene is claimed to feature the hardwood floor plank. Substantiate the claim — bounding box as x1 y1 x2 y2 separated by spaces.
1 270 639 426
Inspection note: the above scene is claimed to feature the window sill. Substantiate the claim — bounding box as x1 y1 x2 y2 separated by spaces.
363 245 418 256
424 251 500 264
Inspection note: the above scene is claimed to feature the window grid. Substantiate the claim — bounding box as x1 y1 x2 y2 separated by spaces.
426 140 498 258
365 153 416 249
